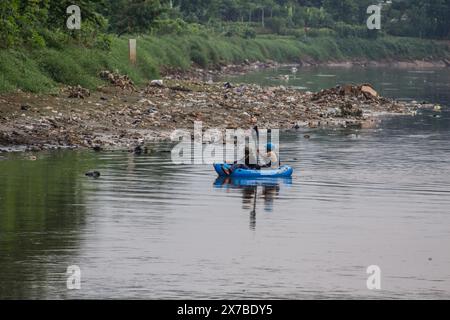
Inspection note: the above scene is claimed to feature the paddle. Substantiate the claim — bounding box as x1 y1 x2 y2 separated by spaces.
253 125 259 166
250 186 257 229
250 126 259 221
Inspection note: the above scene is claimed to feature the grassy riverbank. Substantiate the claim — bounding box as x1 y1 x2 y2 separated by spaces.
1 34 449 93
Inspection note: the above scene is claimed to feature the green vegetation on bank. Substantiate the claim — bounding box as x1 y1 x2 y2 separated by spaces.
1 0 450 93
1 34 449 93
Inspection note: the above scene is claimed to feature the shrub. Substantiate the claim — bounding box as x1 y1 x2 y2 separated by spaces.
243 28 256 39
29 32 46 48
0 19 20 48
94 34 112 51
335 22 379 39
265 17 287 34
306 28 336 38
37 50 85 85
41 29 69 49
190 49 208 67
154 18 188 35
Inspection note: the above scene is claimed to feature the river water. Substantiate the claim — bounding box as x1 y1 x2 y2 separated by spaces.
1 66 449 299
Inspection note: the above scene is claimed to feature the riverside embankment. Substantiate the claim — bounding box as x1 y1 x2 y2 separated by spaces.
1 34 449 93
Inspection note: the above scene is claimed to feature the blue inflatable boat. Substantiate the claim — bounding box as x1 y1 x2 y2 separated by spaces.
214 163 293 178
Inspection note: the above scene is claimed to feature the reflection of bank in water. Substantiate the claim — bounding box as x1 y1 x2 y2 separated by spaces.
214 177 292 230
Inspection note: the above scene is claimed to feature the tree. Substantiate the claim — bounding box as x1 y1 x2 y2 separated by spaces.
46 0 105 30
108 0 165 35
323 0 358 24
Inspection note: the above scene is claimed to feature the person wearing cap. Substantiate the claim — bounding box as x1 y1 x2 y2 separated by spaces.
259 143 279 169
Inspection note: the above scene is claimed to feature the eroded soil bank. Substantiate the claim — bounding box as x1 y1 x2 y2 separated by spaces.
0 71 436 152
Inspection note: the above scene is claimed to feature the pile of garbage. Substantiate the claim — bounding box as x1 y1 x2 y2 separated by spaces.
99 70 136 91
338 101 363 118
144 79 195 94
161 61 280 81
67 85 90 99
313 83 379 101
132 80 405 130
1 78 425 152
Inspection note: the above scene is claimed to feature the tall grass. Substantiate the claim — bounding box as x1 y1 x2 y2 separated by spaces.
0 34 449 93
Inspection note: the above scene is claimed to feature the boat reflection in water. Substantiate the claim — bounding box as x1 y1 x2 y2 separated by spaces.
214 177 292 230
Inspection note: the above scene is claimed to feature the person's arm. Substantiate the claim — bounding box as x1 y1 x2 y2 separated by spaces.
260 152 278 168
270 152 278 167
259 153 272 168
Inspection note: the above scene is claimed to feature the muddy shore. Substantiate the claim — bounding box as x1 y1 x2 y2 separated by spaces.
0 65 438 153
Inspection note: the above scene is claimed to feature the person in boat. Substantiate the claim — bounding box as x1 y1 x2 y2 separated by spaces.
258 143 279 169
222 146 259 175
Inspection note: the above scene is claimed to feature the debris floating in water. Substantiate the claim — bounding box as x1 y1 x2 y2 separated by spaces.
85 171 101 178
